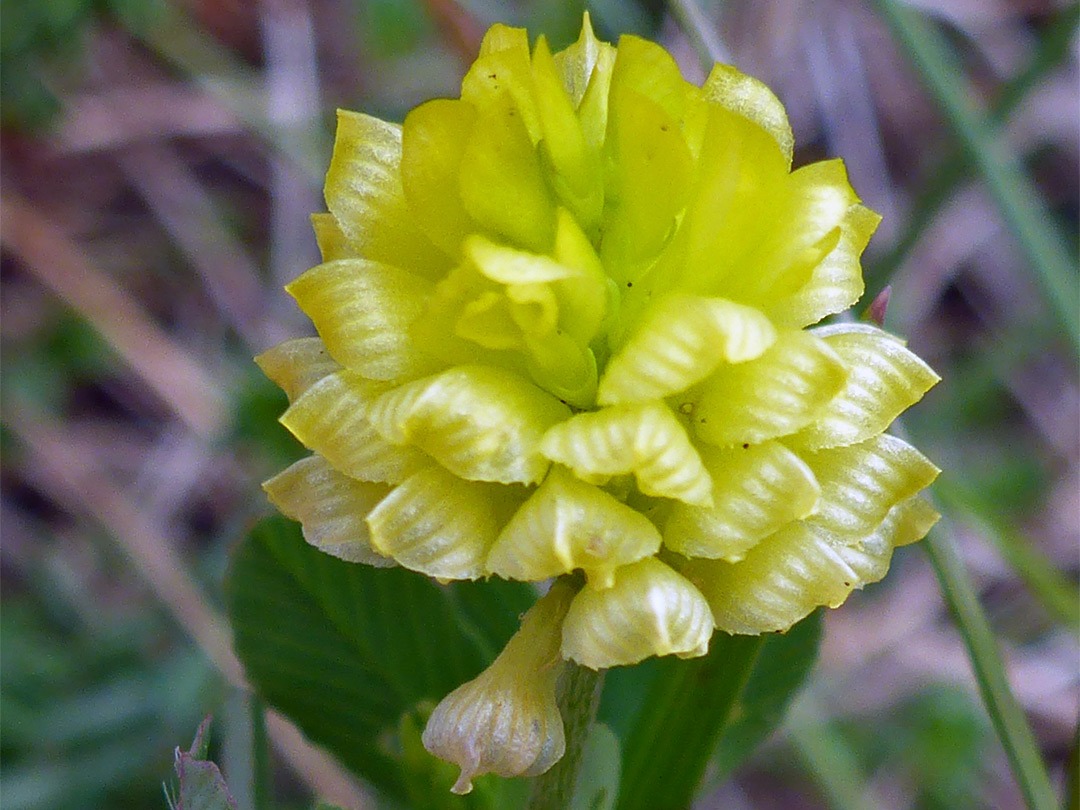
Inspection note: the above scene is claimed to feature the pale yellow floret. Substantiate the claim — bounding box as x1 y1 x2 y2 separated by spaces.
684 495 940 634
788 323 942 449
254 337 340 402
539 401 714 507
422 582 573 793
324 110 448 275
690 329 848 447
487 465 661 587
365 465 515 581
280 370 430 484
364 365 571 485
797 433 940 538
263 456 393 566
287 259 439 382
561 557 714 669
663 441 820 561
598 293 777 405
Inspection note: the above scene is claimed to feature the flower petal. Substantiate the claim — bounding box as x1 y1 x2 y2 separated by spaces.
562 557 714 668
701 63 794 168
263 456 394 566
487 466 662 587
255 337 341 402
286 259 439 382
324 110 448 274
798 433 940 538
690 329 847 446
766 204 880 328
401 98 478 256
365 365 571 485
788 324 941 450
663 441 819 561
599 294 776 405
365 466 510 580
459 91 555 252
310 213 358 261
540 401 713 507
423 583 572 792
723 159 859 306
684 495 940 634
533 36 604 229
553 12 609 109
280 370 431 484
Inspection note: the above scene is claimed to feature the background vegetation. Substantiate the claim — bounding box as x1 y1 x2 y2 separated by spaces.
1 0 1077 808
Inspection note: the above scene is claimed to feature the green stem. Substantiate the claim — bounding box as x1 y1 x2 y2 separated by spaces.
922 518 1058 810
251 696 272 810
527 662 605 810
788 692 876 810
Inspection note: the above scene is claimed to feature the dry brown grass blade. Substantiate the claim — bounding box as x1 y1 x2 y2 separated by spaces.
3 400 374 809
116 143 271 349
1 192 227 438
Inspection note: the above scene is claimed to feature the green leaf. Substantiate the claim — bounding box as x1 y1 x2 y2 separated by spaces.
613 613 821 810
227 516 535 802
712 610 823 778
171 717 237 810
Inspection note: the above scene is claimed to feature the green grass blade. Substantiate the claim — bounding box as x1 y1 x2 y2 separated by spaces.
935 479 1080 631
869 4 1080 298
922 516 1059 810
870 0 1080 353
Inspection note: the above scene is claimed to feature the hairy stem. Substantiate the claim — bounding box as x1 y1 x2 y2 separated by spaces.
527 662 605 810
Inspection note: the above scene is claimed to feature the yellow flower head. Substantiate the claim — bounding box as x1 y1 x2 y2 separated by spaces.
259 15 940 786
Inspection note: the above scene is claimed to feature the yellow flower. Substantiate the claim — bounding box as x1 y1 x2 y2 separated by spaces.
259 15 940 784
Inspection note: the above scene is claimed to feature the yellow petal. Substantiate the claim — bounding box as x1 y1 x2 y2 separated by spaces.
701 63 794 169
675 105 790 296
798 433 940 538
263 456 394 566
280 370 430 484
562 557 714 668
833 496 940 583
599 294 776 405
324 110 448 275
722 159 859 306
310 213 358 262
553 12 608 108
365 365 571 485
607 34 686 124
459 92 556 252
533 36 604 229
788 324 941 450
550 208 609 343
255 337 341 402
462 25 541 140
766 204 880 328
487 466 662 586
684 494 940 634
423 582 572 792
539 401 713 507
574 31 616 151
401 98 478 256
366 465 510 580
286 259 438 382
663 441 820 561
690 330 848 446
600 87 693 276
464 233 577 285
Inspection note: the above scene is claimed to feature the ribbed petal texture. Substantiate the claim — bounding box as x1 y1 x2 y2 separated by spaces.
259 13 941 785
